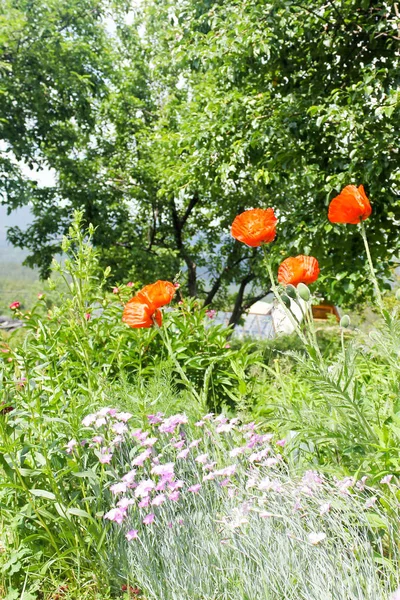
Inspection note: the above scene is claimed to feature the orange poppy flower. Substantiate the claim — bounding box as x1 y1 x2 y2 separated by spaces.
328 185 372 225
122 280 175 329
231 208 277 247
278 255 320 287
136 280 176 311
122 297 163 329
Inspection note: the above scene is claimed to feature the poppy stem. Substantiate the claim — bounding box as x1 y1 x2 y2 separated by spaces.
358 223 384 314
262 248 308 346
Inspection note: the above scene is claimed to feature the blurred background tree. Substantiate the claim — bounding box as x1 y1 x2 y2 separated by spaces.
1 0 399 322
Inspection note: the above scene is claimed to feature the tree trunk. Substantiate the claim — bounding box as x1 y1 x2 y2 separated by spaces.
170 195 199 297
228 274 255 327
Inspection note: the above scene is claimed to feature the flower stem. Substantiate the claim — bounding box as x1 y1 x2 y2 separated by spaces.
262 248 308 346
358 222 384 314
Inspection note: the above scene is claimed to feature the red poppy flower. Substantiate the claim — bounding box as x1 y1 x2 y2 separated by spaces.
122 280 175 329
136 280 176 311
231 208 277 247
328 185 372 225
278 255 320 286
122 298 162 329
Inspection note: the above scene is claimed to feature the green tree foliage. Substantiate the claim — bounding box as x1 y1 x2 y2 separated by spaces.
140 0 400 312
1 0 400 319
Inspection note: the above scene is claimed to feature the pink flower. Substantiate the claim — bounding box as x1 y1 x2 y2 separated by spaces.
126 529 138 541
188 484 201 494
365 496 377 509
168 480 184 491
159 414 188 434
95 417 107 428
229 447 246 458
143 513 155 525
169 491 180 502
84 313 91 321
249 448 270 463
189 439 201 448
203 413 214 420
151 493 167 506
82 413 97 426
276 439 286 447
206 309 216 319
214 465 236 477
147 413 164 425
92 436 103 444
110 482 128 495
336 477 354 494
203 473 215 481
142 436 158 447
380 474 393 485
126 281 134 288
112 287 119 294
135 479 155 498
195 420 205 427
216 423 235 434
9 301 20 310
391 587 400 600
214 414 228 424
177 448 190 459
203 462 216 471
99 450 113 464
115 412 133 423
37 293 44 299
132 449 152 467
225 343 231 349
104 508 126 524
66 439 78 454
302 471 323 488
117 498 135 509
112 422 128 435
155 478 168 491
151 463 175 479
195 454 209 464
173 440 185 449
356 475 368 491
138 496 151 508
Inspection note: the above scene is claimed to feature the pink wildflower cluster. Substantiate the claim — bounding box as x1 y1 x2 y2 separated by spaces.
70 409 388 545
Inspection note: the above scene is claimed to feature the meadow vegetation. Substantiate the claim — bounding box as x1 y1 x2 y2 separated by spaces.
1 208 400 599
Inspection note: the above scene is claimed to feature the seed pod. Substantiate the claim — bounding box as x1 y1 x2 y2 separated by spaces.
297 283 311 302
286 284 297 299
340 315 350 328
281 294 291 308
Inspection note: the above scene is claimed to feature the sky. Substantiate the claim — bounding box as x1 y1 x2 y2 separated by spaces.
0 164 55 264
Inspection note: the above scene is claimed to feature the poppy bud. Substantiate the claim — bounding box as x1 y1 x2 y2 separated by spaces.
297 283 311 302
281 294 291 308
286 284 297 299
340 315 350 328
396 288 400 301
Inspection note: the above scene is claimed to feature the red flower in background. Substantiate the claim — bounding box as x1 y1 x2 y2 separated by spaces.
9 301 20 310
328 185 371 225
231 208 277 247
278 255 320 286
122 280 175 329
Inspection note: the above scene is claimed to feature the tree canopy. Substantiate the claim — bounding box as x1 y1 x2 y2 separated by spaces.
1 0 400 320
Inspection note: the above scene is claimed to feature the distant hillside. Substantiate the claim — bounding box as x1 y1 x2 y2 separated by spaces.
0 204 32 265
